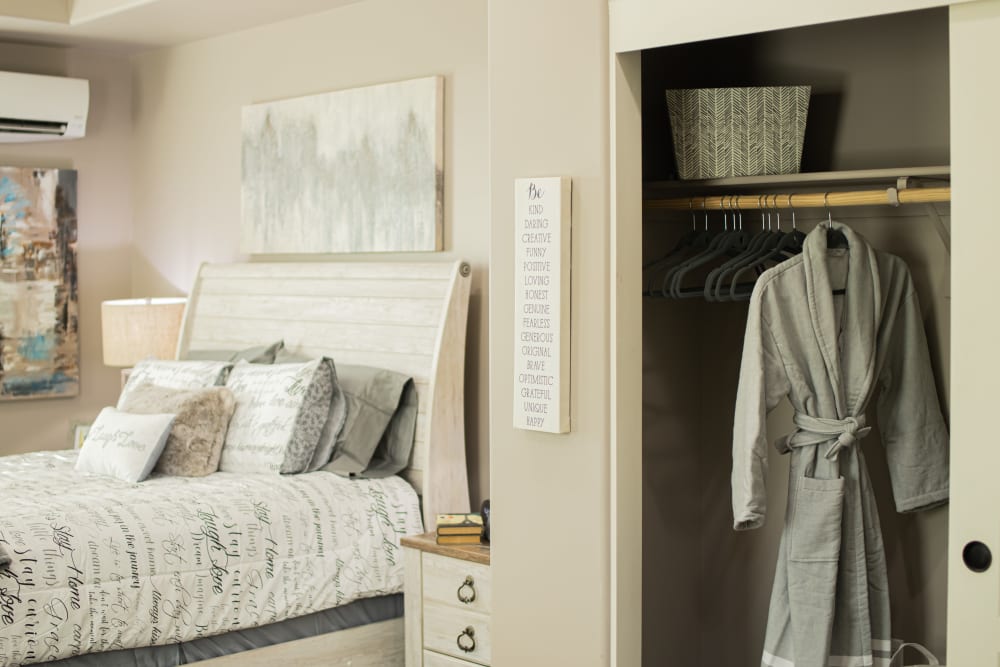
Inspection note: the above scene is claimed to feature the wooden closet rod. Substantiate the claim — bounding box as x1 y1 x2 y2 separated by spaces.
646 186 951 211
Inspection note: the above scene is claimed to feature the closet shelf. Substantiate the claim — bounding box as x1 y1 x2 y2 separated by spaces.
644 165 950 194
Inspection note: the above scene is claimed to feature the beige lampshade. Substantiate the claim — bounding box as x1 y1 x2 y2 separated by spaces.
101 298 187 367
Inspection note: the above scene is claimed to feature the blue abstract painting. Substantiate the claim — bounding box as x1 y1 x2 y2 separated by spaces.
0 168 78 400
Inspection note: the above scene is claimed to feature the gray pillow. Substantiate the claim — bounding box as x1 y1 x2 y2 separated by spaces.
319 364 418 479
120 381 237 476
185 340 284 364
358 377 418 479
274 347 310 364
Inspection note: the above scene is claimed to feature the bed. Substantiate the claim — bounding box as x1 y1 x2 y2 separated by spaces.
0 259 472 667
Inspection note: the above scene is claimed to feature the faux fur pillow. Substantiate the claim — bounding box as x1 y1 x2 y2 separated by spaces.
120 382 237 476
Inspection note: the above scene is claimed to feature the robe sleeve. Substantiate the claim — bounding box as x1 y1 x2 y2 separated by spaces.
732 291 790 530
877 289 950 513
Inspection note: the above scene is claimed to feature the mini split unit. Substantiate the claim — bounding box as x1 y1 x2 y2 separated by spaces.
0 71 89 142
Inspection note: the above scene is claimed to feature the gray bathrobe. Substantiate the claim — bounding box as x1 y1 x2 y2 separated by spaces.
732 222 949 667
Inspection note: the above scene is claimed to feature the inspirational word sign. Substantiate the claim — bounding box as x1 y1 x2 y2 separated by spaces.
513 176 571 433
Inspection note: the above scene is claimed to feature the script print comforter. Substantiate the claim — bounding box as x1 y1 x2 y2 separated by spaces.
0 450 423 666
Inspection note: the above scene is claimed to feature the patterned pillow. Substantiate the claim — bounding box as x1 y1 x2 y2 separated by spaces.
76 407 175 483
220 359 333 474
119 382 237 476
304 358 346 471
117 360 232 409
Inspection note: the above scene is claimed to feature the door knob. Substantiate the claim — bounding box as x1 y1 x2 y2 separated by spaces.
962 540 992 573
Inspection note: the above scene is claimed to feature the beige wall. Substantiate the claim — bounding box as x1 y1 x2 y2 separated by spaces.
0 1 973 663
0 43 133 455
128 0 490 504
488 0 613 663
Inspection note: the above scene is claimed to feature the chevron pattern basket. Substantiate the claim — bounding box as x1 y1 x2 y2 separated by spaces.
665 86 810 180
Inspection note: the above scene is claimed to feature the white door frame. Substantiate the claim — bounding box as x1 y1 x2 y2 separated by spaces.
945 2 1000 663
609 46 644 667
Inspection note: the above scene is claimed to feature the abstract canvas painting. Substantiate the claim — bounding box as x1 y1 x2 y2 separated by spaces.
0 168 78 400
241 75 443 254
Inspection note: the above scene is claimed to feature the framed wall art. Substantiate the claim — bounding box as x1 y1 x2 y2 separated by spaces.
241 75 444 254
0 167 79 401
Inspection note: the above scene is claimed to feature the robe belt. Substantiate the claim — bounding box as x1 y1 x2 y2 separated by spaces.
775 413 872 460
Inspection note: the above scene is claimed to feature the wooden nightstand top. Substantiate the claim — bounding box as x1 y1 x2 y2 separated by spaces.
401 532 491 566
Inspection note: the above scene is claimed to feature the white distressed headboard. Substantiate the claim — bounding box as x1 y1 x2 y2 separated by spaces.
175 260 472 528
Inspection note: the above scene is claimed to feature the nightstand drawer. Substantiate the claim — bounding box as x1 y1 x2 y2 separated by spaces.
423 552 491 615
423 600 491 665
402 533 491 667
423 650 478 667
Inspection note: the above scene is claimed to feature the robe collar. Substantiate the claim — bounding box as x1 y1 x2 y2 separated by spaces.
801 222 882 417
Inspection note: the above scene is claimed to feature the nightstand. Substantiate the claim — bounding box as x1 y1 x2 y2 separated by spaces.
402 532 491 667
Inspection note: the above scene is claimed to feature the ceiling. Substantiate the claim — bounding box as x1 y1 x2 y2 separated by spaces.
0 0 362 53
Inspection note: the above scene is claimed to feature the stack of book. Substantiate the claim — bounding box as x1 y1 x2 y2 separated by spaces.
435 513 484 545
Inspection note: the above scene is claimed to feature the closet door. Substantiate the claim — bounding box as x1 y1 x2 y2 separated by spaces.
947 2 1000 664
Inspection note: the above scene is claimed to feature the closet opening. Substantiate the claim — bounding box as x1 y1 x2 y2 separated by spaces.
638 8 951 666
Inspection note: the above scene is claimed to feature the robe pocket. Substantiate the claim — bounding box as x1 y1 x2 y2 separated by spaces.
789 476 846 563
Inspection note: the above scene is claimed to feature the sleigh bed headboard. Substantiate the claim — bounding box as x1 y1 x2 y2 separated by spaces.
175 260 472 527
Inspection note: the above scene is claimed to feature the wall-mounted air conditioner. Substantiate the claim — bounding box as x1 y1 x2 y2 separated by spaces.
0 71 89 142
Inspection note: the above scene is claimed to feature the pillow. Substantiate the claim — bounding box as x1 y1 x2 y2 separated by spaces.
319 364 418 479
274 347 310 364
357 376 418 479
118 360 232 409
220 359 334 474
305 359 347 471
76 407 175 483
272 350 348 472
119 382 237 476
185 340 284 364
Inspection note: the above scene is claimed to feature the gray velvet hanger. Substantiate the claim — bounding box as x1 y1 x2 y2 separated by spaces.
728 195 805 300
670 200 748 299
643 204 706 297
659 201 720 297
707 195 781 301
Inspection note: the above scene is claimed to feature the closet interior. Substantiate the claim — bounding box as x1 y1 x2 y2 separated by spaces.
640 8 951 666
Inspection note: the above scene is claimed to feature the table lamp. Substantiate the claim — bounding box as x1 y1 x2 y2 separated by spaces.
101 297 187 367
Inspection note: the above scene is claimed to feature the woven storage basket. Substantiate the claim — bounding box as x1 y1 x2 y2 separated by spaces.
665 86 810 180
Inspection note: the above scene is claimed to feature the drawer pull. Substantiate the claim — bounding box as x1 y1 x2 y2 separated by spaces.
457 626 476 653
457 576 477 604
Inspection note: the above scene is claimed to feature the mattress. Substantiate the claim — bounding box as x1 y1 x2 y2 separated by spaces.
0 450 423 666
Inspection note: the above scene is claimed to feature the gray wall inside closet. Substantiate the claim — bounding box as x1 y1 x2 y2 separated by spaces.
641 8 951 666
642 9 950 181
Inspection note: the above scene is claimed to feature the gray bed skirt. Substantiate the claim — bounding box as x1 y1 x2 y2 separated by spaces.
42 594 403 667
